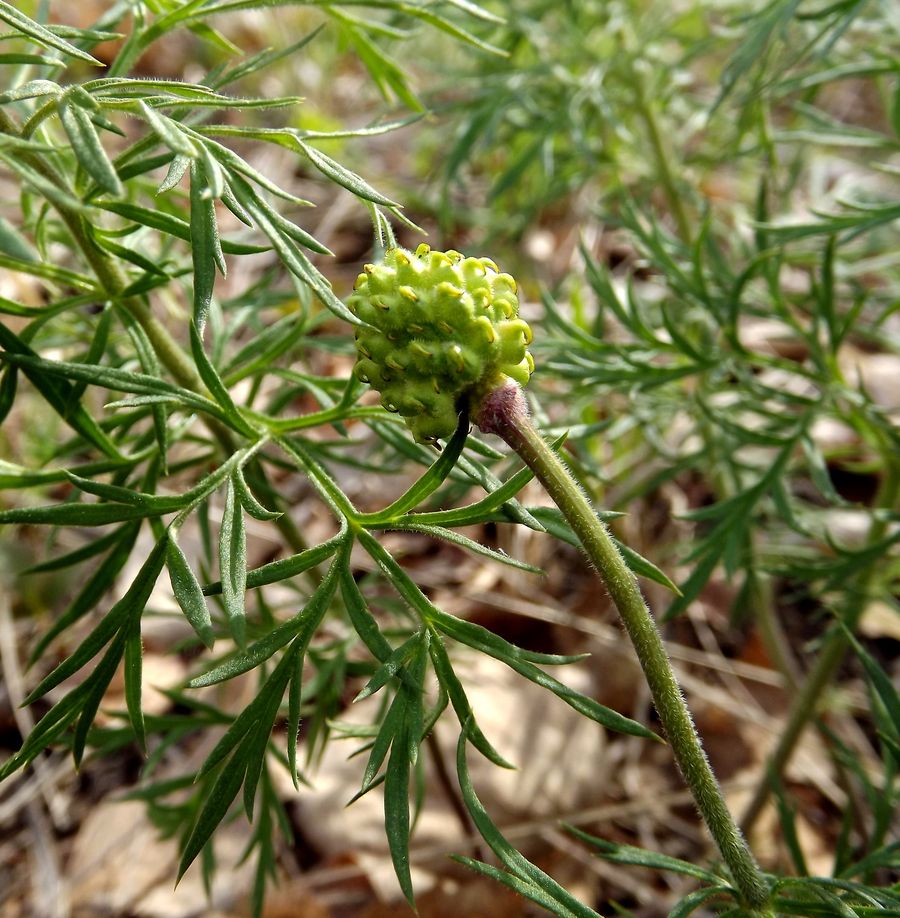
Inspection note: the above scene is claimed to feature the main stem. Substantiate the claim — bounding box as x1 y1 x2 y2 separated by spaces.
476 386 770 910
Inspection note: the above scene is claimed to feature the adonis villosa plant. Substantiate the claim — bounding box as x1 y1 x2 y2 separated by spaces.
1 1 899 917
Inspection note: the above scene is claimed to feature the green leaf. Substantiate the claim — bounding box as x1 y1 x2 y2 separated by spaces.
189 321 256 436
295 139 398 206
0 680 88 780
137 100 197 155
0 501 179 527
397 522 543 574
275 436 358 521
358 414 470 524
382 636 427 907
179 749 250 882
72 628 130 766
668 886 736 917
180 646 301 879
232 467 282 521
451 857 586 918
242 653 296 816
773 781 810 878
286 644 304 787
356 527 443 622
456 728 598 918
0 216 38 262
0 365 16 425
335 16 422 112
120 313 170 476
0 325 123 460
23 526 125 574
385 704 415 907
841 624 900 739
615 540 681 595
195 664 285 781
203 535 341 594
428 634 513 768
442 0 504 24
0 79 62 105
837 841 900 879
159 154 191 193
220 176 330 255
225 173 358 326
428 605 584 667
210 25 325 89
431 608 656 740
58 95 123 196
0 150 89 214
219 477 247 645
396 3 506 55
190 559 339 688
28 522 141 665
64 472 187 512
566 827 724 883
339 566 395 662
355 707 401 802
166 532 215 649
97 201 266 254
354 636 420 702
97 237 170 278
189 160 223 330
0 348 225 420
0 1 103 64
403 464 538 528
124 615 145 752
0 250 94 291
24 537 167 705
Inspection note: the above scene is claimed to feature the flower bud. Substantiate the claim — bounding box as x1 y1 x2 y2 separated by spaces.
349 245 534 442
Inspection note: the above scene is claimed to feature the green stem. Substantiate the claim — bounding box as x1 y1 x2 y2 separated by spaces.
632 73 692 245
740 456 900 834
475 385 770 910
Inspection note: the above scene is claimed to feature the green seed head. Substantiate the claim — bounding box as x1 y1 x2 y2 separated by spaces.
349 245 534 443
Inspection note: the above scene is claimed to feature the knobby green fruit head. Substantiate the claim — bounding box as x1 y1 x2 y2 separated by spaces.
348 245 534 443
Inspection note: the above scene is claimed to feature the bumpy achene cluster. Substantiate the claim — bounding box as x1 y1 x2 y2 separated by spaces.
349 245 534 442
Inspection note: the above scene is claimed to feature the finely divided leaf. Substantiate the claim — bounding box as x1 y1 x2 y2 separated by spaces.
190 559 339 688
0 1 102 64
58 96 123 196
455 729 599 918
189 160 223 330
24 538 167 705
29 522 140 664
203 535 342 595
123 615 146 751
566 827 724 883
0 325 123 460
219 477 247 645
189 321 256 436
428 635 512 768
166 532 215 649
359 413 470 524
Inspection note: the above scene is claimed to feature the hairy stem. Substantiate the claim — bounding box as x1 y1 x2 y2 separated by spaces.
475 385 770 910
740 456 900 834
